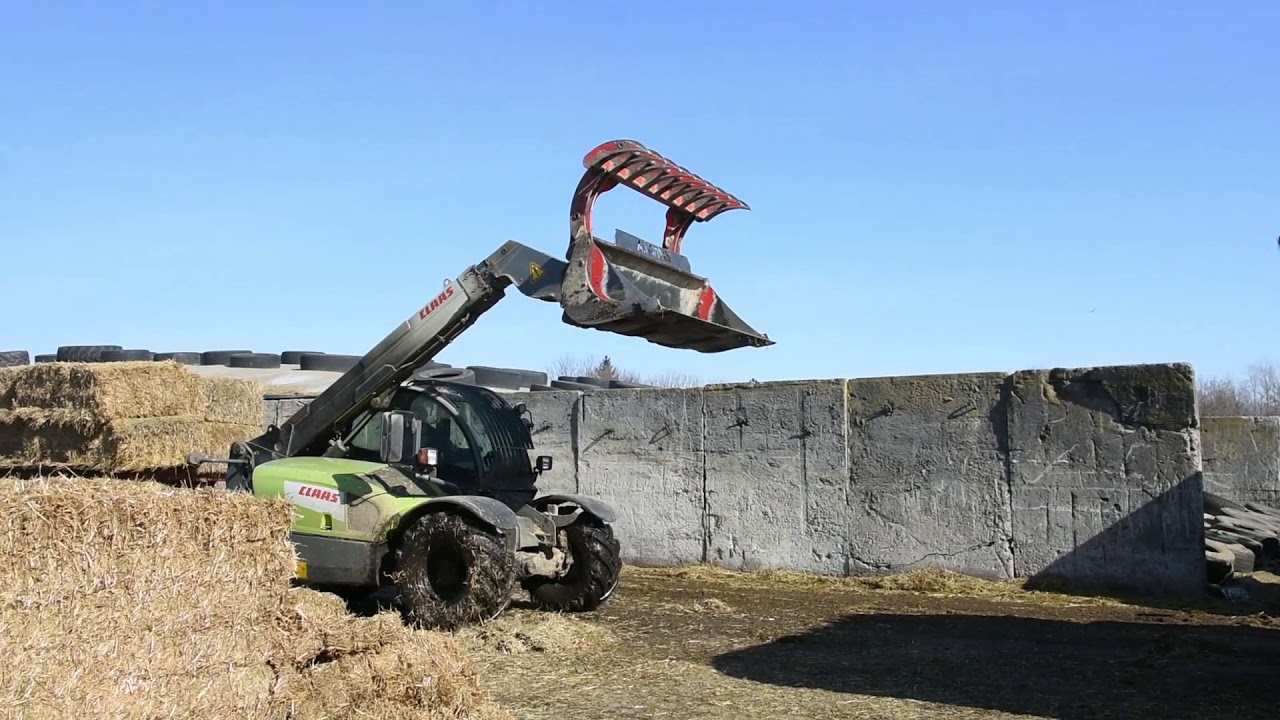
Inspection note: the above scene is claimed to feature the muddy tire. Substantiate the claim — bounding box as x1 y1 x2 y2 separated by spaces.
523 519 622 612
395 511 515 630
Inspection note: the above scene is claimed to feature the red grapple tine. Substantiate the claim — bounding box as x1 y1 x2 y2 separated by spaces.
571 139 748 255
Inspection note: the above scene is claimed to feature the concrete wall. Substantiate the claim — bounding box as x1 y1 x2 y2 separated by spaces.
262 362 1206 597
1201 416 1280 505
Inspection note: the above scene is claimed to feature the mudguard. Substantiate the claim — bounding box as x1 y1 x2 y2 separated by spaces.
399 495 522 554
532 493 619 525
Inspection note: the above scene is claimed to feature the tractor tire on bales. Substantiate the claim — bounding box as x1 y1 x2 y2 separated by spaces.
229 352 282 369
522 518 622 613
395 511 516 630
468 366 533 390
299 353 361 373
100 349 154 362
281 350 324 365
550 379 599 391
33 354 57 364
154 352 201 365
0 350 30 367
414 367 476 385
56 345 122 362
201 350 254 366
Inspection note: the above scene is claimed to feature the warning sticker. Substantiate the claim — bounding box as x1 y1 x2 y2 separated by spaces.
529 262 544 281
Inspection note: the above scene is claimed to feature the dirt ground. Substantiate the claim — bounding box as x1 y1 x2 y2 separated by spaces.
449 566 1280 720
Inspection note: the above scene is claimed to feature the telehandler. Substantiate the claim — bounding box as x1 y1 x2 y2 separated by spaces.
190 140 772 629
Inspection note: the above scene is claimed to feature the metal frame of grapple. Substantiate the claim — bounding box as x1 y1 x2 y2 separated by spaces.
560 139 773 353
570 139 750 255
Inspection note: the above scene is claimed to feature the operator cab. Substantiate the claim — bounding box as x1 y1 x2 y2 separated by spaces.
341 381 553 509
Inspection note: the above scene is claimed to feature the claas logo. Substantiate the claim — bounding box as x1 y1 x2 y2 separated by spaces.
298 485 341 504
418 285 456 319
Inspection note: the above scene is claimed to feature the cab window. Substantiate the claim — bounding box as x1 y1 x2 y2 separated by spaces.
408 395 475 482
346 411 384 462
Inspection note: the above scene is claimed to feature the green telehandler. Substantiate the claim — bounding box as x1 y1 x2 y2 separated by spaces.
189 140 772 629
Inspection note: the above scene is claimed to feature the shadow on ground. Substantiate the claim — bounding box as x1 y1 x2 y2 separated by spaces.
711 612 1279 720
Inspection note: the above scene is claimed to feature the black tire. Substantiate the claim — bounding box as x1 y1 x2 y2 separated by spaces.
229 352 282 369
608 379 653 389
550 379 598 391
201 350 254 366
33 354 57 364
299 353 361 372
99 349 154 362
0 351 29 367
523 518 622 613
414 367 476 385
570 375 612 389
281 350 324 365
154 352 201 365
468 366 532 390
56 345 122 362
529 384 557 391
395 511 516 630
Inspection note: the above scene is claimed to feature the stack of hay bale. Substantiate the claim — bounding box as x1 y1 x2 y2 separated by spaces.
0 475 506 719
0 361 263 476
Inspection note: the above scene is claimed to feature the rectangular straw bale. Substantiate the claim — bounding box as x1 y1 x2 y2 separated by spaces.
8 361 204 419
0 475 299 719
199 375 265 425
0 409 259 473
0 367 16 410
0 475 508 720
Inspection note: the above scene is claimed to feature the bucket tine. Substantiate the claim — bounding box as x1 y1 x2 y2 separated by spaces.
558 140 773 354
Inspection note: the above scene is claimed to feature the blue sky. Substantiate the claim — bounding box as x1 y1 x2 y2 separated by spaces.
1 2 1275 386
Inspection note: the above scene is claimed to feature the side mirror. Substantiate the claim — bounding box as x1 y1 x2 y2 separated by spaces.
379 410 420 464
535 455 553 473
514 402 534 430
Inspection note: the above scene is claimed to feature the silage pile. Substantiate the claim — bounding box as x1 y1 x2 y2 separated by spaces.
0 361 262 474
0 475 510 720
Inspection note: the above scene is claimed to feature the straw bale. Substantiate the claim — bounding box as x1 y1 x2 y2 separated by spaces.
0 475 509 720
199 375 265 425
0 367 16 410
0 409 260 473
0 476 298 718
7 361 206 419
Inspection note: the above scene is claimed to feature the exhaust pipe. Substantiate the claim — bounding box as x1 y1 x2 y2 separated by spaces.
558 140 774 354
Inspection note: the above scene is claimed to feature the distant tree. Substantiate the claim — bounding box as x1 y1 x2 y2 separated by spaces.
546 353 699 388
1197 361 1280 417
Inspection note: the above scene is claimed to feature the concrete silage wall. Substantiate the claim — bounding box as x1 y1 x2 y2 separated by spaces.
262 362 1206 597
1200 416 1280 505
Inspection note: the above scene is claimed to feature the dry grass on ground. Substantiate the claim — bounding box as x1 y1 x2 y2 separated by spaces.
458 565 1280 720
0 362 262 474
0 475 508 720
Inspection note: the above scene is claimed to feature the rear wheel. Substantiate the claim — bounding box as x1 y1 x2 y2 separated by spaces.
523 519 622 612
395 511 516 630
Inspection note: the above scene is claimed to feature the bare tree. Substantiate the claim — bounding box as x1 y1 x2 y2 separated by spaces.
545 353 700 388
1197 361 1280 417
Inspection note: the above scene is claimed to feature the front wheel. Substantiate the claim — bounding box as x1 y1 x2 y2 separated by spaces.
395 510 516 630
523 518 622 612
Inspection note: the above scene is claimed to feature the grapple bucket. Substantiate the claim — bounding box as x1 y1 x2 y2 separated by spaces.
559 140 773 354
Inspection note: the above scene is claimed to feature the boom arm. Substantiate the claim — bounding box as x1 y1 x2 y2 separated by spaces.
214 139 773 486
271 240 566 459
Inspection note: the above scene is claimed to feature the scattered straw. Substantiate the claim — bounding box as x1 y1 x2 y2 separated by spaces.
456 611 618 656
0 475 509 719
635 564 1126 608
